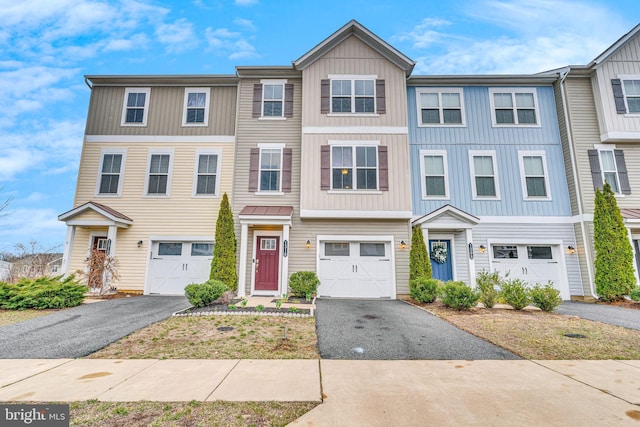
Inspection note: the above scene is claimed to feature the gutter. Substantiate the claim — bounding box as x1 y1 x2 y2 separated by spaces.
559 67 597 298
84 77 93 90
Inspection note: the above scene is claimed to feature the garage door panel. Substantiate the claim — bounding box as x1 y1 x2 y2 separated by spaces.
148 241 212 295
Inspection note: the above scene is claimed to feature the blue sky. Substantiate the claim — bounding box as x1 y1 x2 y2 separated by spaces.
1 0 639 253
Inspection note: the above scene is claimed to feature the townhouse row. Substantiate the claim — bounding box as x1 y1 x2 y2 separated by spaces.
58 20 640 300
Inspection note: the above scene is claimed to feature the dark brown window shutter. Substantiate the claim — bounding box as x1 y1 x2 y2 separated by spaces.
614 149 631 194
282 148 292 192
252 84 262 118
321 79 330 114
611 79 627 114
321 145 331 190
249 148 260 192
378 146 388 191
284 83 294 118
588 149 603 190
376 79 386 114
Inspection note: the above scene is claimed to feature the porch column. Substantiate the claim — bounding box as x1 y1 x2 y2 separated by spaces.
61 225 76 275
627 227 640 285
106 225 117 257
422 227 429 249
238 223 249 297
281 224 290 297
466 228 476 287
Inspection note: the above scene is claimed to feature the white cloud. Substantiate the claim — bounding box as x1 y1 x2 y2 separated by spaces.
235 0 258 5
0 207 66 250
401 0 628 74
205 27 258 59
155 18 198 52
234 18 256 31
104 33 150 52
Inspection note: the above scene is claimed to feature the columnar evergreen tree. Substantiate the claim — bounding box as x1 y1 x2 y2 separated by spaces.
593 183 635 301
409 225 432 281
210 193 238 291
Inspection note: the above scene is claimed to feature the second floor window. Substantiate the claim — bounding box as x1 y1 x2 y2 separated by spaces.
470 152 499 198
263 84 284 117
147 154 171 195
421 151 448 199
121 88 150 126
588 148 631 194
331 146 378 190
623 79 640 113
98 152 124 195
260 148 282 191
183 88 210 125
195 154 219 196
417 89 464 125
519 152 550 199
490 89 538 126
332 79 375 113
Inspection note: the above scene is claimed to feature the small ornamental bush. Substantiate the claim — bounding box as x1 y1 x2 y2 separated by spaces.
288 271 320 298
476 270 500 308
184 280 228 308
500 278 532 310
409 276 440 303
629 287 640 302
530 282 562 312
439 281 479 311
0 275 87 310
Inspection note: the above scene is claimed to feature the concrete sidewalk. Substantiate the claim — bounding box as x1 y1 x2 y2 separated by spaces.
0 359 639 426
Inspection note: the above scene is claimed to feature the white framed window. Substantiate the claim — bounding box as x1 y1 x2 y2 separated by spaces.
121 88 150 126
469 150 499 199
489 88 540 126
193 150 221 197
262 79 285 117
420 150 449 199
330 142 379 191
598 149 621 193
145 150 174 197
330 75 376 114
416 88 465 126
259 147 283 192
621 77 640 113
182 87 210 126
96 149 126 196
518 151 551 200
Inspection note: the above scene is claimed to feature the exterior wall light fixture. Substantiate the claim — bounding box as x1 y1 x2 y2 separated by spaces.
479 245 486 253
137 240 143 248
400 240 406 249
567 245 576 254
306 240 311 249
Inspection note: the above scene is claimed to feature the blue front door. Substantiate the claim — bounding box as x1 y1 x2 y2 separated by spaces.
429 240 453 282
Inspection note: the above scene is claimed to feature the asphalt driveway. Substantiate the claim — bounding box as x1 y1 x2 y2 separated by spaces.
316 299 518 360
0 296 188 358
556 301 640 330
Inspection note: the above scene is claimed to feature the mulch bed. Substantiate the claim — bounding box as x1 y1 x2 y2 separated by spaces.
175 299 312 317
597 299 640 310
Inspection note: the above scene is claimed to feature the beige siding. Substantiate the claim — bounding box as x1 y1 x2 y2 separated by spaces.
85 86 237 136
300 36 408 128
553 80 580 214
593 35 640 137
68 140 235 292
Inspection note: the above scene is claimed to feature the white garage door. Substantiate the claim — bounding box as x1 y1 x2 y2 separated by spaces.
148 241 213 295
317 241 393 298
490 244 569 300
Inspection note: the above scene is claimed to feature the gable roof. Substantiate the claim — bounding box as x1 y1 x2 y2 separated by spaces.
412 204 479 227
293 20 415 76
58 201 133 225
591 22 640 66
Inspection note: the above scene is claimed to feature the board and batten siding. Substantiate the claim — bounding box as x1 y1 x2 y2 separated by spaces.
85 86 237 136
300 35 408 128
472 222 583 296
69 140 234 291
592 35 640 137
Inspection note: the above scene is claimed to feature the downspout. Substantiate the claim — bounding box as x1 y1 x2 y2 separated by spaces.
559 67 597 298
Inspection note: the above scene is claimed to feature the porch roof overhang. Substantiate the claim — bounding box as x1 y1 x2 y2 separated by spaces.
239 206 294 226
412 204 480 230
621 208 640 225
58 201 133 228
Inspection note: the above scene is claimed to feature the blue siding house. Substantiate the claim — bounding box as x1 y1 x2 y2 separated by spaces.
407 76 583 299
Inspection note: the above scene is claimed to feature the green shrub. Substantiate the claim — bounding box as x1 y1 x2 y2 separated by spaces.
500 278 532 310
0 275 87 310
184 280 228 308
439 281 479 311
288 271 320 298
476 270 500 308
629 287 640 302
409 276 440 303
530 282 562 312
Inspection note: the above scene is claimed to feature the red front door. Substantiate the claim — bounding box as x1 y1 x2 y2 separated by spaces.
255 236 280 291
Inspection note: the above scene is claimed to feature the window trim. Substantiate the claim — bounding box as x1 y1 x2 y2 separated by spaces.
182 87 211 126
192 149 222 198
416 88 466 127
260 79 287 120
257 143 285 194
469 150 500 200
419 149 450 200
618 75 640 115
488 88 541 127
327 74 378 116
121 87 150 127
144 149 174 198
597 148 622 194
328 140 380 192
95 149 127 197
517 150 551 200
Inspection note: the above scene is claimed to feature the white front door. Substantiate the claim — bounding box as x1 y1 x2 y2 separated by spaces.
148 241 213 295
317 241 393 298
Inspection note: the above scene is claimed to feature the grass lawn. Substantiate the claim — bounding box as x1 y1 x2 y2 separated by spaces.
0 309 59 326
70 400 317 427
86 315 319 359
423 302 640 359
